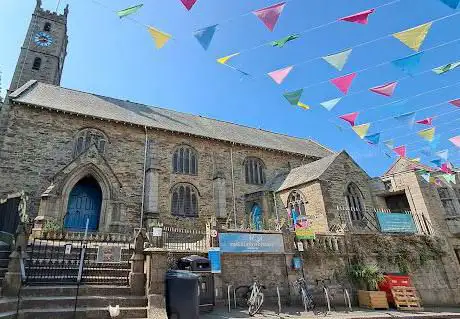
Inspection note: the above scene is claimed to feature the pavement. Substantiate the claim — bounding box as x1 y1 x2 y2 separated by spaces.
200 306 460 319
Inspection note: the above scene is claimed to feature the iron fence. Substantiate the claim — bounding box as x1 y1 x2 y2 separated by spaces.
148 226 210 252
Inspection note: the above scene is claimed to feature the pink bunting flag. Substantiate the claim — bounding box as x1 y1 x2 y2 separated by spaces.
369 81 398 97
180 0 197 10
449 135 460 147
416 117 433 125
441 163 453 174
393 145 406 157
267 66 293 84
339 112 359 126
449 99 460 107
339 9 375 24
253 2 286 31
330 73 357 94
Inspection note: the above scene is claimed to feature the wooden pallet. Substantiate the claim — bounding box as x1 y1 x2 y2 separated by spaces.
358 290 389 310
391 286 423 311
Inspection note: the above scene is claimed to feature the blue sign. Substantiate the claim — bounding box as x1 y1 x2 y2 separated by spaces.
376 212 417 233
219 232 284 253
208 248 221 274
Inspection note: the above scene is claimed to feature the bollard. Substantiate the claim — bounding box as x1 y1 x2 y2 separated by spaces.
324 287 331 314
227 285 233 313
276 286 281 314
344 288 352 312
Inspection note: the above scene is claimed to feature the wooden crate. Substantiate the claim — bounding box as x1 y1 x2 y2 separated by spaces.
358 290 389 310
391 286 423 311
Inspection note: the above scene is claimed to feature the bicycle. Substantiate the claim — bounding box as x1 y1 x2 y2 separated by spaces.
234 278 265 316
293 277 315 312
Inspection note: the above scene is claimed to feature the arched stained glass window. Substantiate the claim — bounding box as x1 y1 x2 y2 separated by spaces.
171 183 199 217
172 145 198 175
345 183 364 221
244 157 265 185
73 128 107 158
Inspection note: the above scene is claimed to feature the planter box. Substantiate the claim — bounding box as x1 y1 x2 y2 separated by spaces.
358 290 389 309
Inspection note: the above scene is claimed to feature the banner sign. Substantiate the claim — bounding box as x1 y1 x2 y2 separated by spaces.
376 212 417 233
219 233 284 253
208 247 221 274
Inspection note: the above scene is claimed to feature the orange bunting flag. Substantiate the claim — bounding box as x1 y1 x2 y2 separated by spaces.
147 26 172 49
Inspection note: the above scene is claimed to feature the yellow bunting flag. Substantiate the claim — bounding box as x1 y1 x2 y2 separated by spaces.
352 123 370 139
297 101 310 110
148 26 171 49
217 53 240 65
392 22 432 51
409 157 421 163
418 127 435 142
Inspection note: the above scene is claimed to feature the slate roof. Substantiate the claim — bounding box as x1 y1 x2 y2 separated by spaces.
275 152 342 191
10 81 334 158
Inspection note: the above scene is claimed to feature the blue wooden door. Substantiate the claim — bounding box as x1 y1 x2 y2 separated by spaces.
64 177 102 231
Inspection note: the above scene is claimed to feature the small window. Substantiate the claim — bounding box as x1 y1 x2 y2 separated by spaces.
244 157 265 185
73 128 107 158
32 57 42 70
288 190 307 227
171 183 198 217
172 145 198 175
43 22 52 32
345 183 364 221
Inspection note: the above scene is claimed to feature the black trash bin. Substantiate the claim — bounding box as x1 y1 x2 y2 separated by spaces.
178 255 215 312
165 270 200 319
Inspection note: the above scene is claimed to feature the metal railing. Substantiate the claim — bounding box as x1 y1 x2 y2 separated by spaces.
148 225 209 252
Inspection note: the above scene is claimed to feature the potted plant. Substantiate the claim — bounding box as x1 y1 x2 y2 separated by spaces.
348 263 388 309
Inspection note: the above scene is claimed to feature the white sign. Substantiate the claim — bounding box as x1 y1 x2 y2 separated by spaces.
64 244 72 255
151 227 163 237
210 229 218 238
297 241 304 252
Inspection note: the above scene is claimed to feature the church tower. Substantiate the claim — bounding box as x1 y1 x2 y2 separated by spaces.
9 0 69 91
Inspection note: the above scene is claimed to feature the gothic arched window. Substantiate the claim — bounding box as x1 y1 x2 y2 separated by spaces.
171 183 199 217
345 182 364 221
288 190 306 216
244 157 265 185
43 22 52 32
32 57 42 70
172 145 198 175
73 128 107 158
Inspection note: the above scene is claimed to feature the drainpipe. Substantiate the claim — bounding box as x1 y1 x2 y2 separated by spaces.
140 126 148 230
230 143 237 229
272 191 280 229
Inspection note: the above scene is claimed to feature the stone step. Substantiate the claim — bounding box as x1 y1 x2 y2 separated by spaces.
19 295 147 309
20 285 132 297
25 276 128 286
16 306 147 319
0 298 17 314
0 310 16 319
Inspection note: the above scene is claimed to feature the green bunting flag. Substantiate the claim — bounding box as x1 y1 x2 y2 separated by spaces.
271 34 300 48
117 4 144 18
432 61 460 75
283 89 303 105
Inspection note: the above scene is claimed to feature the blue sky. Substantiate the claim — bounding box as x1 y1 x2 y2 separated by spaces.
1 0 459 176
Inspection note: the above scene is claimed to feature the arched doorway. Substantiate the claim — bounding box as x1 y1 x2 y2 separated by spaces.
64 176 102 231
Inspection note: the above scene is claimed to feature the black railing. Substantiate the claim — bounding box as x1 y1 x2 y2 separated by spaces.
148 226 209 252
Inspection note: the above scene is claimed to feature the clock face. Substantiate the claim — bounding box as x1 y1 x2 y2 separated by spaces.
33 32 53 47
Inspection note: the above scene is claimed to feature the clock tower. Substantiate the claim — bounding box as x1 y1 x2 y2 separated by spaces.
9 0 69 91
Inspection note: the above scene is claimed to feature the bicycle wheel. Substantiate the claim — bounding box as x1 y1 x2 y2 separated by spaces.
248 292 264 316
234 285 250 308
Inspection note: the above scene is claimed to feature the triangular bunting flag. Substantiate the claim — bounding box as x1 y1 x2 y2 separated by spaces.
434 178 444 187
147 26 172 49
193 25 217 50
449 135 460 147
410 157 421 163
180 0 198 10
217 53 240 65
421 173 431 183
339 9 375 24
436 149 449 160
369 81 398 97
441 163 453 174
253 2 286 31
449 99 460 107
117 4 143 18
393 22 432 51
322 49 352 71
431 159 442 167
393 145 406 157
267 66 293 84
297 101 310 110
383 140 394 149
418 127 436 142
440 0 460 9
394 112 416 127
416 117 433 125
330 73 357 94
271 34 299 48
339 112 359 126
365 133 380 145
391 52 424 76
352 123 370 139
283 89 303 105
442 174 456 184
320 98 341 111
432 61 460 75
